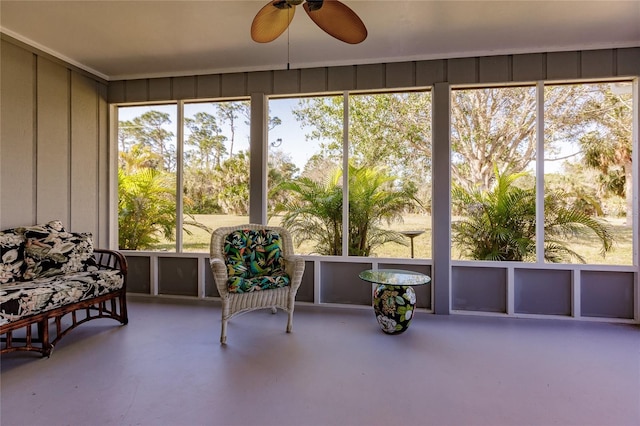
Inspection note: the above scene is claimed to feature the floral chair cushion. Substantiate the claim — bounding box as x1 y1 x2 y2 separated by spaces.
23 228 98 280
228 274 291 293
223 229 290 293
0 228 26 285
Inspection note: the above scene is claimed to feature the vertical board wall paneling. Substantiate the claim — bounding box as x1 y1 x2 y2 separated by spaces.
478 55 511 83
447 57 478 84
273 69 300 95
512 53 545 82
97 84 109 248
36 57 70 225
385 62 415 89
580 50 615 79
356 63 385 90
617 48 640 76
221 73 246 98
70 72 99 236
172 76 196 100
196 74 221 99
247 71 273 95
0 40 36 228
108 48 639 103
327 66 355 91
149 77 171 101
107 80 126 104
124 79 148 103
546 51 580 80
300 67 327 93
415 60 446 86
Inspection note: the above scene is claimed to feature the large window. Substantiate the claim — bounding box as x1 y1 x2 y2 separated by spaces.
451 81 634 265
117 100 251 252
267 95 344 255
117 104 178 251
116 80 633 265
347 92 432 258
182 101 251 252
451 86 538 261
268 91 432 258
544 82 633 265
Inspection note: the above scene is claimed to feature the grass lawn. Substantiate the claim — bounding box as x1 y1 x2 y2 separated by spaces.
149 214 633 265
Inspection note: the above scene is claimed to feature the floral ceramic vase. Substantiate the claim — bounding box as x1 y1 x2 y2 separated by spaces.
373 284 416 334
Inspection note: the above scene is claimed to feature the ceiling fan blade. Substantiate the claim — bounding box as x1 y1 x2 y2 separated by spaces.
251 1 296 43
303 0 367 44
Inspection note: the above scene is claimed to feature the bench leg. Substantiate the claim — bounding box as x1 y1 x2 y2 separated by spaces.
39 319 53 357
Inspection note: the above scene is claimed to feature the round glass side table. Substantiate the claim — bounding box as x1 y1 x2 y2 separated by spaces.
358 269 431 334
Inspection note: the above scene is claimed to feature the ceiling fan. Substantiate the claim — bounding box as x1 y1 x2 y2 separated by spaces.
251 0 367 45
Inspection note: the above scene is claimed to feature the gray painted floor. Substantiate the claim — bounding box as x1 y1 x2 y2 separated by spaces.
1 297 639 426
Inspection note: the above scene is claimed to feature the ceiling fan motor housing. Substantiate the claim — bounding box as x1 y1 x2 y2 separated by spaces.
277 0 303 8
278 1 324 11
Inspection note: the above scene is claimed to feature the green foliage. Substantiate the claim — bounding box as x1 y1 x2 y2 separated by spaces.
119 111 175 171
118 168 177 250
549 83 633 224
118 110 213 249
451 169 613 263
215 151 250 215
451 87 537 190
272 169 343 255
272 163 421 256
184 112 227 169
118 168 211 250
292 93 432 203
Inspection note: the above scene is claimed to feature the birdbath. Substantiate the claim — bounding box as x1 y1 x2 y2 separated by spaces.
399 230 425 258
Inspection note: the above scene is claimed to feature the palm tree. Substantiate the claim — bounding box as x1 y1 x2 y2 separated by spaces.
451 169 613 263
118 168 210 250
271 163 420 256
118 168 177 250
579 84 633 225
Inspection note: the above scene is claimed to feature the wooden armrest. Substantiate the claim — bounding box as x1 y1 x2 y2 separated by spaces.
93 249 128 275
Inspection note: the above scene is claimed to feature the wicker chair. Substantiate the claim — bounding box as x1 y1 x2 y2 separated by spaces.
209 224 305 344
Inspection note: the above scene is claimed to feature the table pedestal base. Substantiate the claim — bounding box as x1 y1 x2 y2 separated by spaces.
373 284 416 334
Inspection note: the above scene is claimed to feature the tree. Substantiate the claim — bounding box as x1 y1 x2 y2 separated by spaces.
272 170 342 255
577 84 633 225
184 112 227 169
348 165 422 256
267 149 299 212
118 168 176 250
118 111 175 171
215 151 251 215
293 93 431 179
450 86 601 191
216 101 248 158
451 169 613 263
451 87 537 190
272 163 421 256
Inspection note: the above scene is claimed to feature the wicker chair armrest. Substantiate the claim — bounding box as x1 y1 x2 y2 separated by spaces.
209 257 230 297
283 254 305 291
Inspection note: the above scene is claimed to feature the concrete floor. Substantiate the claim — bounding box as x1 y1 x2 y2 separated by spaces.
1 297 639 426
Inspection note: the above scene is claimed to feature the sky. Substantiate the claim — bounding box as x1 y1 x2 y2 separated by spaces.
117 98 319 170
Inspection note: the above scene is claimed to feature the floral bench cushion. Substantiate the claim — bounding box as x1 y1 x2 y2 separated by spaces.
23 226 98 280
0 269 125 326
223 229 290 293
0 228 26 285
0 220 97 284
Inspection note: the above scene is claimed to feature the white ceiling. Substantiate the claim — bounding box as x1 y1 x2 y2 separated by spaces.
1 0 639 81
